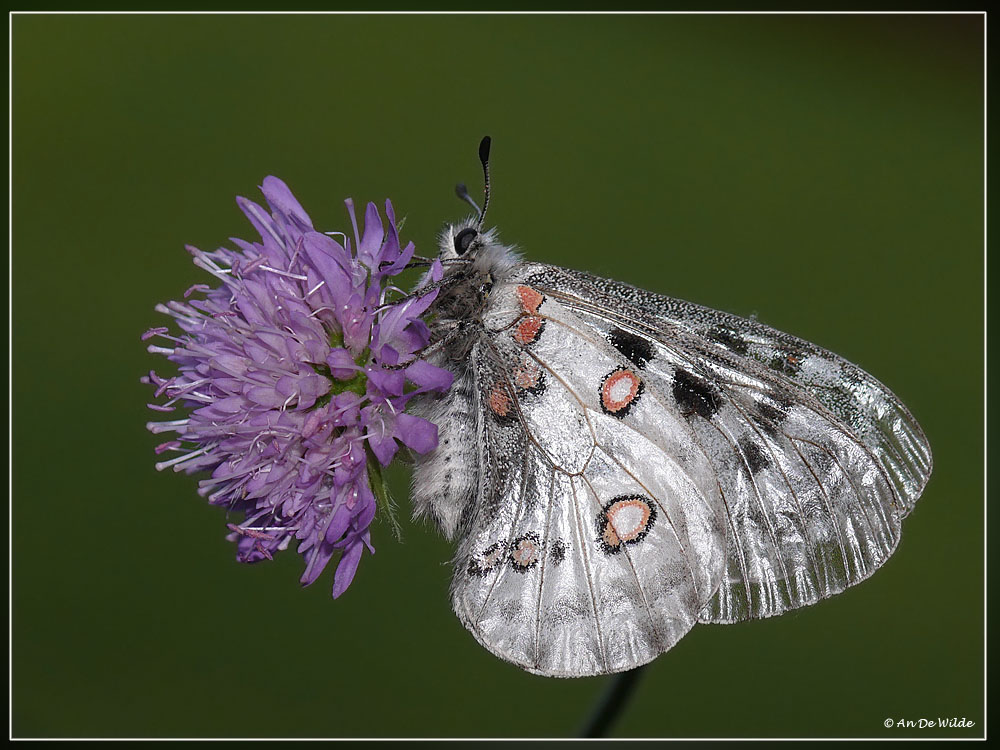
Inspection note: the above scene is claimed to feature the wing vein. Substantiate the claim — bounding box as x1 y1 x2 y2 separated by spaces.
794 435 898 577
579 474 663 647
593 445 703 598
532 467 558 670
720 393 826 603
569 479 609 672
474 432 534 624
785 438 853 584
700 416 795 605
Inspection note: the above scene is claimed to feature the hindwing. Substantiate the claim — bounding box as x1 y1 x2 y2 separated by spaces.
447 282 729 676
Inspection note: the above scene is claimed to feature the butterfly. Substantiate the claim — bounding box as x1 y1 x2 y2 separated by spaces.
408 137 932 678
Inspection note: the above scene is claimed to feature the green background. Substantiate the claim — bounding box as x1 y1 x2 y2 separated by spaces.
12 13 983 739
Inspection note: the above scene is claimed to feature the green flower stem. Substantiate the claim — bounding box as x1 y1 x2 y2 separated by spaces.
579 665 647 738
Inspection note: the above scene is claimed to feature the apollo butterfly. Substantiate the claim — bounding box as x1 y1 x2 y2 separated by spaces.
409 138 932 677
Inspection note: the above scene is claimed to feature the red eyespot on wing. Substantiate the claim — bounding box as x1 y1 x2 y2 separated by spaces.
509 533 541 571
600 369 642 416
514 360 543 391
596 495 657 555
514 317 545 346
488 384 512 417
515 285 544 314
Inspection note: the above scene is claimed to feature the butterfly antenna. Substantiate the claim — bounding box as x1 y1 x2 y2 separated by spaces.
476 135 492 233
454 182 482 219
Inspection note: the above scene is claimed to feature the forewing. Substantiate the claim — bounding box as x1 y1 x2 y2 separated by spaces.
449 298 727 676
520 263 932 623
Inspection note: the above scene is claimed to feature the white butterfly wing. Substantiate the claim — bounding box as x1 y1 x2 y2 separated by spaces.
522 263 932 624
420 259 930 677
447 295 728 676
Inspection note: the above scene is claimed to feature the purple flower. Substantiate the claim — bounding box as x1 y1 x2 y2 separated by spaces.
142 177 451 598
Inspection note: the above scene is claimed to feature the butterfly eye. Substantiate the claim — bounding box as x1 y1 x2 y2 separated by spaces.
454 227 478 256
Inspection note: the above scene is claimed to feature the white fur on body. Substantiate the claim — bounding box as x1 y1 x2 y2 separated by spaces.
409 220 521 540
409 361 479 540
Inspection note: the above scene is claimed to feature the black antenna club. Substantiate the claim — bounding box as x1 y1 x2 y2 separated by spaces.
477 135 492 232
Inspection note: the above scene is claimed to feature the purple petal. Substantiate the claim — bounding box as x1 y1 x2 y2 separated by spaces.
326 348 359 380
330 392 362 425
366 423 398 467
374 200 412 275
324 503 354 544
193 396 244 417
373 291 437 353
353 481 376 520
404 288 440 319
395 320 431 356
376 344 400 367
345 198 361 253
430 258 444 282
303 232 352 303
211 354 249 376
341 295 373 354
395 413 439 454
357 202 385 267
235 197 276 246
236 535 276 563
393 240 416 273
300 540 337 586
405 360 454 392
367 367 405 397
301 410 324 438
245 386 285 408
331 539 364 599
261 176 313 228
361 529 375 554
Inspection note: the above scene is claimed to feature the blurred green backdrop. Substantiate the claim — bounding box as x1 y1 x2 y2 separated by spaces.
12 13 983 739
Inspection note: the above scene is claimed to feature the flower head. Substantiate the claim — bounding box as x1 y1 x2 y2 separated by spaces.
143 177 451 597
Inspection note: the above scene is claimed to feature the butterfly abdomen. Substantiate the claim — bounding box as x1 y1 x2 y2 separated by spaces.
410 363 480 540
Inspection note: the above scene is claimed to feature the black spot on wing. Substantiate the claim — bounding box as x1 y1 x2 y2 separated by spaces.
754 395 792 437
548 539 567 565
509 532 542 572
518 375 546 396
767 347 808 376
738 435 770 474
672 368 720 419
707 326 750 356
608 327 654 368
468 541 505 577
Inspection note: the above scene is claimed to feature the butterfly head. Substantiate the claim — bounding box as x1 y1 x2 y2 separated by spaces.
435 137 521 283
437 219 521 281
